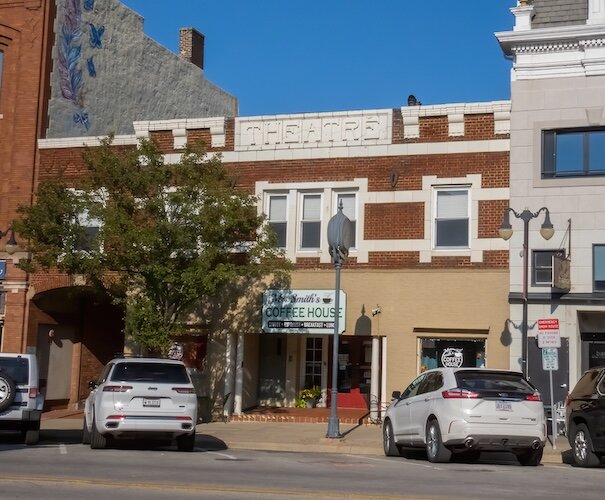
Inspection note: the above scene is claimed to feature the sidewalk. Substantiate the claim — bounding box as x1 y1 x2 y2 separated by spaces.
40 412 571 464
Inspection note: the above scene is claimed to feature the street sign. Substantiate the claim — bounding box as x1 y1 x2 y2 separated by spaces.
542 347 559 371
538 318 561 348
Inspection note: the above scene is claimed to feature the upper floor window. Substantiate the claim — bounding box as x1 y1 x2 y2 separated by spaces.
267 194 287 248
594 245 605 292
336 192 356 248
434 188 469 248
300 193 321 250
543 128 605 178
532 250 565 286
75 208 101 252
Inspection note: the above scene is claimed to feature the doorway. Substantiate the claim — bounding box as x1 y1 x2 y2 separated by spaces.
257 335 287 404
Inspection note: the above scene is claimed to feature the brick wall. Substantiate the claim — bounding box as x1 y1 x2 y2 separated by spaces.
365 203 424 239
0 0 54 353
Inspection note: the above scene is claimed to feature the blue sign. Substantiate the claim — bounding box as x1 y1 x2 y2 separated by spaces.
0 261 6 280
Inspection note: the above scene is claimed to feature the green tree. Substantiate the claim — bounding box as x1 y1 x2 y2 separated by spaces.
14 137 290 353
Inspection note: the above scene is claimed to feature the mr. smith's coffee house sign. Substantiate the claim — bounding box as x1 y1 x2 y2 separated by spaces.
262 289 347 334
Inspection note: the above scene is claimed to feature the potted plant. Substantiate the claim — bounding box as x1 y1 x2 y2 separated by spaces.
295 386 322 408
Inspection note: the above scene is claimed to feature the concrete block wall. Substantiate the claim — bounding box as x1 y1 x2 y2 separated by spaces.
46 0 237 138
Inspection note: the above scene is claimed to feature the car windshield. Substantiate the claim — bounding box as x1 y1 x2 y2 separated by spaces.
455 370 535 394
0 357 29 384
110 362 189 384
570 370 601 398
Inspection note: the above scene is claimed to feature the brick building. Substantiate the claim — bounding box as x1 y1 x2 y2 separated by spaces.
0 0 236 408
37 102 512 416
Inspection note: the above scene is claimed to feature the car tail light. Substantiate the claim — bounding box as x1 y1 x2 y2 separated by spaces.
175 416 192 421
102 385 132 392
172 387 195 394
28 388 38 399
106 415 124 420
525 392 542 402
442 388 480 399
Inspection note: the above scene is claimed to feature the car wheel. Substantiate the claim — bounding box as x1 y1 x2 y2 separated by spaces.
0 372 17 412
382 420 401 457
90 414 107 450
516 446 543 466
82 415 91 445
571 423 600 467
425 419 451 463
176 430 196 452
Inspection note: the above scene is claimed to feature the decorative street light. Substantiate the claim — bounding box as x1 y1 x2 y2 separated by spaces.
326 202 354 439
499 207 554 378
0 227 18 255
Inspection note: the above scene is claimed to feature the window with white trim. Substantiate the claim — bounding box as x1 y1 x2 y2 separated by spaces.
434 188 469 248
300 193 321 250
268 194 287 248
336 192 357 248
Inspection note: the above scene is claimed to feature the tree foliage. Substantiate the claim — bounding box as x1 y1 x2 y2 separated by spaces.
14 137 290 353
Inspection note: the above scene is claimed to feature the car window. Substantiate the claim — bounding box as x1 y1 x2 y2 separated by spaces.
420 372 443 394
0 357 29 384
571 370 601 398
401 374 426 399
455 370 535 394
110 362 189 383
98 363 113 384
596 371 605 395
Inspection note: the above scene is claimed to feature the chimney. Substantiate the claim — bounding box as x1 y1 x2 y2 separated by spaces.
179 28 205 70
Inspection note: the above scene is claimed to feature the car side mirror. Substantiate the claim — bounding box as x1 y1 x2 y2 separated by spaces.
391 390 401 400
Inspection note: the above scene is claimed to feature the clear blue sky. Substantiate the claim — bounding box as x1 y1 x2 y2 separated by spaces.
121 0 518 117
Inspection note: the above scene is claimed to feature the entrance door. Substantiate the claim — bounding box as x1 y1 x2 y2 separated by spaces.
581 332 605 371
37 324 76 404
258 335 287 404
303 337 324 390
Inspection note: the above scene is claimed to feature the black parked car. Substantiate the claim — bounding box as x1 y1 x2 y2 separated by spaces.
566 366 605 467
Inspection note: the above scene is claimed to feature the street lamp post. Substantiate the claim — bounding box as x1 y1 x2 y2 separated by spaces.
326 202 354 439
499 207 554 378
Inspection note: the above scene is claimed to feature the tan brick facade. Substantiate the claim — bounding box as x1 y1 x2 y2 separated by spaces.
33 103 512 410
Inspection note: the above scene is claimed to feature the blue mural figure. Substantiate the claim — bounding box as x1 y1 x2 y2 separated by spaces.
87 57 96 77
89 24 105 49
58 0 83 105
84 0 95 11
73 111 90 130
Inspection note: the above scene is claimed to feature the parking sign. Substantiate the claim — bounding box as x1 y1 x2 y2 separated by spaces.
542 347 559 371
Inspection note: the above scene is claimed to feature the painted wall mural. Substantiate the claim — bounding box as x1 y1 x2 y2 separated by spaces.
57 0 103 131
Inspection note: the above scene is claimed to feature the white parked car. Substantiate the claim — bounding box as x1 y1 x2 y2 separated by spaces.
0 353 44 445
83 357 198 451
383 368 546 466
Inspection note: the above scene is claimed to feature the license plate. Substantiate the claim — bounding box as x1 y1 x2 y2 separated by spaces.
143 398 160 407
496 401 512 412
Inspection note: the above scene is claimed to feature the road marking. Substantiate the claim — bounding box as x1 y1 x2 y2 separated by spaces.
0 475 419 499
197 448 237 460
349 455 443 470
59 444 67 455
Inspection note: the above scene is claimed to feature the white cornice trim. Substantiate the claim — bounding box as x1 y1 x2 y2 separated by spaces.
497 25 605 56
38 135 138 149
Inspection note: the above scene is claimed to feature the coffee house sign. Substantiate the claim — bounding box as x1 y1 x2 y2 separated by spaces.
262 289 347 334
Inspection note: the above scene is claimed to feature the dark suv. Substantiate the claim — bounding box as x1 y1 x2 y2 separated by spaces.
566 366 605 467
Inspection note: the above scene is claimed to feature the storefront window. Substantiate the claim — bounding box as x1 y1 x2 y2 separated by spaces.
420 338 485 372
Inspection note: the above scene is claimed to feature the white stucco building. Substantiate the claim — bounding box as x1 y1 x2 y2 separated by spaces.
497 0 605 403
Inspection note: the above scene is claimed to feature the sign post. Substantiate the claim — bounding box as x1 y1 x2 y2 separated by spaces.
542 346 559 450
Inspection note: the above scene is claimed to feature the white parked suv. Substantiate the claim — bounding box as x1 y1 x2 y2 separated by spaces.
83 357 198 451
0 353 44 445
383 368 546 466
